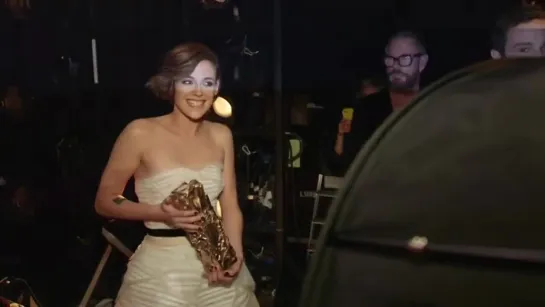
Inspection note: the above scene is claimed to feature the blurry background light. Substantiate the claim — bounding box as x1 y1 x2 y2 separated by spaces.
213 96 233 118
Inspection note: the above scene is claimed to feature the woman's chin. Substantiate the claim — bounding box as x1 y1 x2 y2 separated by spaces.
183 110 207 122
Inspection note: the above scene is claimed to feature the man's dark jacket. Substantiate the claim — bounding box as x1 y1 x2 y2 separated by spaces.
328 89 393 175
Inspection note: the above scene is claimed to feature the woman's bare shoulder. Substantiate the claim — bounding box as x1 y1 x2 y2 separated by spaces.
120 117 162 139
206 121 232 142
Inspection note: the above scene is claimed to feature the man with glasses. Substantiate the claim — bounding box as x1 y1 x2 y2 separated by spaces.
384 31 428 109
329 31 428 175
491 5 545 59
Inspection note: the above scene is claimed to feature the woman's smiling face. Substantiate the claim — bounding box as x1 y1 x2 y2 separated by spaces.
173 60 219 121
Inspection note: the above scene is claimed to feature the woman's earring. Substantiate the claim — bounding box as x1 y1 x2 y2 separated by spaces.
213 96 232 118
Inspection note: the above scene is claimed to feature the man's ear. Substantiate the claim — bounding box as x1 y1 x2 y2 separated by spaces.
418 54 428 72
490 49 502 59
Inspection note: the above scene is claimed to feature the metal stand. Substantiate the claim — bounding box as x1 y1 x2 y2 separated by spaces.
273 0 285 295
307 175 343 258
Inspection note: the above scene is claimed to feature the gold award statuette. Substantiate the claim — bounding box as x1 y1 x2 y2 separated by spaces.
162 180 238 271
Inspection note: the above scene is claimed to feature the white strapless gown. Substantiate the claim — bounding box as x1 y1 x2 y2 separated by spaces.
115 164 259 307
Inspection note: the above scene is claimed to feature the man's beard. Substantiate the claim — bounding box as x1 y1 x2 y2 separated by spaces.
388 72 418 92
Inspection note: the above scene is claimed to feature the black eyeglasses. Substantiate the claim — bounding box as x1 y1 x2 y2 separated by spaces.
384 53 424 67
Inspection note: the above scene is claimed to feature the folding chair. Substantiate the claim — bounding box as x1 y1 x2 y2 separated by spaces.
79 226 135 307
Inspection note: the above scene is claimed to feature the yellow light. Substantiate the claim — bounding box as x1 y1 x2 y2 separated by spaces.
213 96 232 118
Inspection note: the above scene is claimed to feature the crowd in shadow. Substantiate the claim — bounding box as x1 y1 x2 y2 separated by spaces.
0 85 159 304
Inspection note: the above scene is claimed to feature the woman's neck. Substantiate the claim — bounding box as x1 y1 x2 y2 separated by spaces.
166 111 202 136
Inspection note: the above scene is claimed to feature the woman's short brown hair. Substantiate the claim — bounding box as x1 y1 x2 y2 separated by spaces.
147 42 220 100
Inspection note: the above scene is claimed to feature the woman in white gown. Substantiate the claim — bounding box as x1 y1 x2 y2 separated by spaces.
94 42 259 307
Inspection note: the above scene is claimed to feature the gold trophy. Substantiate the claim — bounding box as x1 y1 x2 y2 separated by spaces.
161 180 238 271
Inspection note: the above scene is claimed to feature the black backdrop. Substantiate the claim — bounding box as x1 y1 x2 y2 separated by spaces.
1 0 522 93
0 0 526 212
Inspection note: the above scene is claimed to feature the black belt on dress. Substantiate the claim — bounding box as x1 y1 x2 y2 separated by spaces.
146 228 186 237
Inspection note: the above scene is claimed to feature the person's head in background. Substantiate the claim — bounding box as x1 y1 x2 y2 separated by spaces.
491 5 545 59
384 31 428 93
359 77 384 98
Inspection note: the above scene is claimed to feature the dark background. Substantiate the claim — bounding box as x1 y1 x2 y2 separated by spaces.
0 0 521 145
0 0 528 305
0 0 520 95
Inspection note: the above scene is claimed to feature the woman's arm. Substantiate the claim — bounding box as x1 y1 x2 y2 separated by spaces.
95 120 165 222
217 125 244 257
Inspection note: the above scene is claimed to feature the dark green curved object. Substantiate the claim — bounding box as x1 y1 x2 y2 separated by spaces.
299 59 545 307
